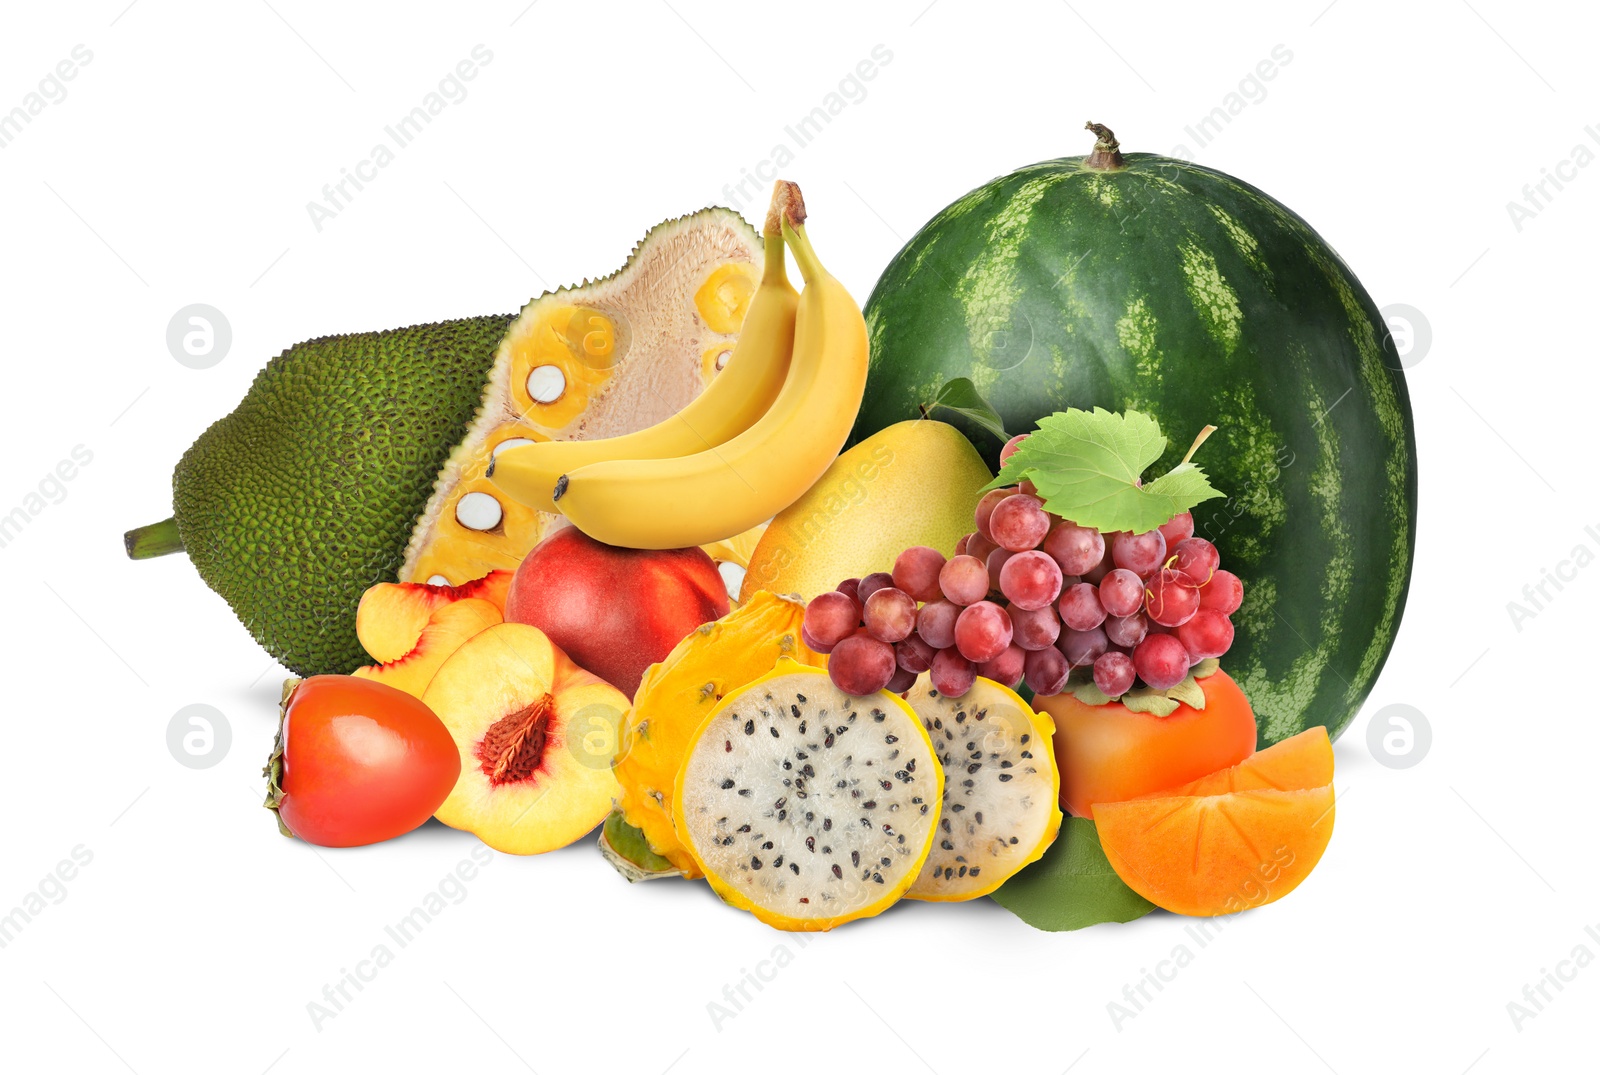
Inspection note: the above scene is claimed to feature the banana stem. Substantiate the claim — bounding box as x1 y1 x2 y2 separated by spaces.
124 517 185 559
761 232 788 287
764 180 803 236
782 220 824 286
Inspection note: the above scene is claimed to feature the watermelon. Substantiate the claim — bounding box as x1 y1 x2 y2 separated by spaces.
851 125 1415 747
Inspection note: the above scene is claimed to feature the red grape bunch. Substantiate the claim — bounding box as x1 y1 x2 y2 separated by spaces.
802 434 1244 700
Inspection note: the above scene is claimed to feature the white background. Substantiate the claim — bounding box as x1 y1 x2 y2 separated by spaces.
0 1 1593 1072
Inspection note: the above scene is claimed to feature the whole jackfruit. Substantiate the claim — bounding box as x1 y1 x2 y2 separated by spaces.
125 208 763 675
173 317 510 674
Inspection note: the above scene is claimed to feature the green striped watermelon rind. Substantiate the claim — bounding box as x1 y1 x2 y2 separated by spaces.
852 148 1417 748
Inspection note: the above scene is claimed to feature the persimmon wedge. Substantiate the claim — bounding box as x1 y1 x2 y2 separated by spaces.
1096 786 1336 917
1039 670 1258 819
1140 726 1332 799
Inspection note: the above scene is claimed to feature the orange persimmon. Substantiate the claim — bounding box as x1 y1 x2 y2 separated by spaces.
1142 726 1332 799
1038 670 1258 819
1095 785 1336 917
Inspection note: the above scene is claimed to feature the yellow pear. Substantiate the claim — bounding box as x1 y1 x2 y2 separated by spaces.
741 420 992 602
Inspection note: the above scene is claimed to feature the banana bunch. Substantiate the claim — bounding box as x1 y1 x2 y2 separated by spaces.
489 181 869 550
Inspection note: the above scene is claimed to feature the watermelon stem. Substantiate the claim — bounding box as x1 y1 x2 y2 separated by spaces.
1084 121 1125 170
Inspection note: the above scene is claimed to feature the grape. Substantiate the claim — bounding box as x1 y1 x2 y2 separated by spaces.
891 546 947 603
1170 538 1220 585
1145 568 1201 627
885 666 917 694
916 599 961 650
985 547 1014 595
974 487 1015 541
929 647 976 698
856 572 895 602
989 494 1051 552
1133 634 1190 691
1158 511 1195 548
964 531 999 563
1009 603 1062 651
1060 625 1109 668
1058 582 1107 631
953 534 970 556
828 630 896 695
836 578 861 603
1036 521 1100 575
863 587 917 644
1000 550 1064 611
954 600 1013 662
1104 611 1149 648
1176 608 1234 660
1197 569 1244 615
804 591 861 647
1023 646 1070 696
895 634 938 674
1093 651 1136 697
939 554 990 606
1082 541 1116 584
1098 568 1144 618
978 643 1026 689
999 433 1030 465
1112 529 1167 578
801 625 835 655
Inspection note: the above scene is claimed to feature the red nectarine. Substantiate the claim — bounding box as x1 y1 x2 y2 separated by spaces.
504 527 729 697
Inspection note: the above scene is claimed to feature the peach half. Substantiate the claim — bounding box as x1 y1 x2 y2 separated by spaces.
351 598 502 699
423 623 625 855
355 571 514 665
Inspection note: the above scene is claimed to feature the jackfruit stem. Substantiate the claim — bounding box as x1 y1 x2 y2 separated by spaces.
124 517 185 559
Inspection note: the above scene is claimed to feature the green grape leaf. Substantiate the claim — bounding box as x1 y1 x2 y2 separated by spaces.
990 817 1156 931
922 377 1010 443
983 407 1223 532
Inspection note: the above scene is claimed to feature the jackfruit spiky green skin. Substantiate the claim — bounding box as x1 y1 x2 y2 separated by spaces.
172 315 514 675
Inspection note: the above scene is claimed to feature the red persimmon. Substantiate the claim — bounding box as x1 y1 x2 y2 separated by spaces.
265 675 461 847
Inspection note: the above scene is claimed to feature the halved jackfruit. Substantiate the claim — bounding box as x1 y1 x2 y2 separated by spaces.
127 208 763 675
402 210 763 590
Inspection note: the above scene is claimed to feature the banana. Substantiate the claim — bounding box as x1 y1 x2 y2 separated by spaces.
550 193 869 550
488 188 801 514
